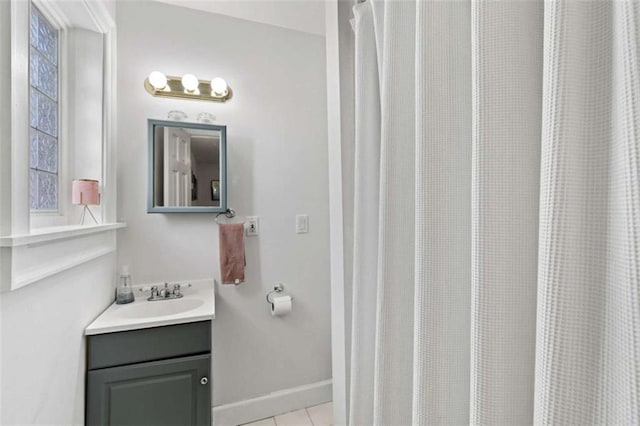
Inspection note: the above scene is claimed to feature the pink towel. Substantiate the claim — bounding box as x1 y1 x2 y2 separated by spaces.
219 223 246 284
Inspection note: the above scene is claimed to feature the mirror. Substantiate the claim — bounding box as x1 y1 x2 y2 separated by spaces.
147 119 227 213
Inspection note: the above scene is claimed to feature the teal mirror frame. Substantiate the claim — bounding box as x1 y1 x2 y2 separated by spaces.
147 119 228 213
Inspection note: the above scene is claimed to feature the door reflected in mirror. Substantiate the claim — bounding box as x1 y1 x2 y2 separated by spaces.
148 120 226 213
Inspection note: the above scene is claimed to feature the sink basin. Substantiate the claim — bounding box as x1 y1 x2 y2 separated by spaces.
85 278 215 335
118 298 205 319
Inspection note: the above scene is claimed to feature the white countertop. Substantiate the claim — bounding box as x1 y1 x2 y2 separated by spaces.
85 278 215 335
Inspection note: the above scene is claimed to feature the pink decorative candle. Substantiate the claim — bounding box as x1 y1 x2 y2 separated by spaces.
72 179 100 205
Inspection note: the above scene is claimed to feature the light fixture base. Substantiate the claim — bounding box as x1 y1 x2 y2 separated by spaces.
144 76 232 103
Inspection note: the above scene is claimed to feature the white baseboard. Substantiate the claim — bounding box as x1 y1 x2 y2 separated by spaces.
212 379 332 426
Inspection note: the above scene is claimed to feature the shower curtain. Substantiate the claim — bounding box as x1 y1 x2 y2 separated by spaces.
348 0 639 425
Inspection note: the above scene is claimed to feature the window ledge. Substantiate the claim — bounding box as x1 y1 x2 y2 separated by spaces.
0 222 126 247
0 222 126 292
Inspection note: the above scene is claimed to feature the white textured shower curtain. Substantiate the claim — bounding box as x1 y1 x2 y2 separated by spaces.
348 0 639 425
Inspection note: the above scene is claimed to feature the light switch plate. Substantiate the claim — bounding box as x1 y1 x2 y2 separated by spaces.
296 214 309 234
246 216 259 236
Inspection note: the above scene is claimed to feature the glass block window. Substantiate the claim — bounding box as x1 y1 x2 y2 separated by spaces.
29 5 59 210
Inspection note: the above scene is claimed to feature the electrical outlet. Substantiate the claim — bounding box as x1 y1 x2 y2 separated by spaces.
296 214 309 234
246 216 259 236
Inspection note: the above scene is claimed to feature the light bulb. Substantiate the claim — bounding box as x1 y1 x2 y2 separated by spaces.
181 74 199 92
210 77 228 96
148 71 167 90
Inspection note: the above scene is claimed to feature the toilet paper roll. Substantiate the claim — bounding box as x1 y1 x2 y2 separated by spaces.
271 295 292 316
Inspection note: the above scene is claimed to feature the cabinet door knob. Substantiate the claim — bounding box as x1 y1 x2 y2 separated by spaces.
200 377 208 385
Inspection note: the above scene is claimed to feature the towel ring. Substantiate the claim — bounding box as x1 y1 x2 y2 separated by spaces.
215 208 236 223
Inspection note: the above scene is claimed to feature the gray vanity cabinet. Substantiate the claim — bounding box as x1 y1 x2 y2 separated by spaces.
86 321 212 426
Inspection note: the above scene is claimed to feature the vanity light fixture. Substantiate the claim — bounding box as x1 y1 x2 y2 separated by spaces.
148 71 168 90
210 77 229 97
181 73 200 93
144 71 232 102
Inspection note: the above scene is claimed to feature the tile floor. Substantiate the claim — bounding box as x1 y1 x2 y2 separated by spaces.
242 402 333 426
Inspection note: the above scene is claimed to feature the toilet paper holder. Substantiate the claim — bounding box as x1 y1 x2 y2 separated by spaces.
266 283 294 304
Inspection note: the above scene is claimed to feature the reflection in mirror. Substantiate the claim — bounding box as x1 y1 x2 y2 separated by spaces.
148 120 226 213
154 126 220 207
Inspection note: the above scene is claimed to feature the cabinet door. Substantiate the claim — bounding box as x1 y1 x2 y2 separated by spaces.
87 353 211 426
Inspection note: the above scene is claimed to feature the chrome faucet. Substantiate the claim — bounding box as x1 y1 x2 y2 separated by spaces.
159 283 170 298
147 283 184 301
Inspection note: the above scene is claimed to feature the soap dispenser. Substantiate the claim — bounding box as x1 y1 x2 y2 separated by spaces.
116 265 135 304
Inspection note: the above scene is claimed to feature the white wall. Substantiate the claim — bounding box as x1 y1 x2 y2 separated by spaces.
0 2 118 425
0 0 13 237
0 255 116 425
116 0 331 419
325 1 355 423
154 0 326 36
0 3 12 421
67 28 105 224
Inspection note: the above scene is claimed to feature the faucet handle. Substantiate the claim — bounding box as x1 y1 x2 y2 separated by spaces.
173 283 181 296
150 285 158 297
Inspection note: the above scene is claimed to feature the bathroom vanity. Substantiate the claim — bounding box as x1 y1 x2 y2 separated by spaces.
84 279 215 426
